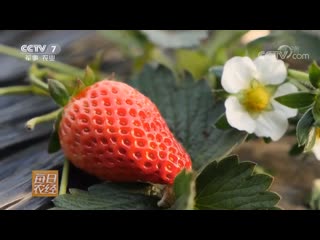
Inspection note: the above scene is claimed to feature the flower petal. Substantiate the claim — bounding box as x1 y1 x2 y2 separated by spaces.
221 56 257 93
254 110 288 141
272 83 298 118
312 139 320 160
225 96 256 133
254 55 287 85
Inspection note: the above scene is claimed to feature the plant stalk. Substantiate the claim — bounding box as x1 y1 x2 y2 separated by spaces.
288 69 309 81
25 109 61 130
59 158 70 195
29 74 49 92
0 86 33 95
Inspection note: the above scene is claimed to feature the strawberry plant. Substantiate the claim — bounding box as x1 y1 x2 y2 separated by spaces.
1 30 319 210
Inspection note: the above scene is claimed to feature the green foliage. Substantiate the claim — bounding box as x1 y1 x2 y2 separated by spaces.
176 49 211 80
275 92 315 109
72 79 86 97
88 51 105 78
128 65 247 169
48 110 62 153
99 30 148 58
48 79 70 107
100 30 250 80
82 66 97 86
304 127 316 152
289 143 305 156
100 30 174 74
208 66 224 89
309 61 320 89
195 156 280 210
313 94 320 126
48 130 60 153
53 183 159 210
214 113 231 130
209 66 223 80
171 170 195 210
54 156 279 210
296 109 315 150
204 30 248 60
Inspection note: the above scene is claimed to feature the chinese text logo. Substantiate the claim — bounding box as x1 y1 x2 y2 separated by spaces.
21 44 61 62
32 170 59 197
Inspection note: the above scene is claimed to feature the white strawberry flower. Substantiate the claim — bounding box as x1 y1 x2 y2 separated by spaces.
222 55 298 141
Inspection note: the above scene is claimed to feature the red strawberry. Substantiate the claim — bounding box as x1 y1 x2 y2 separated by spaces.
59 80 192 184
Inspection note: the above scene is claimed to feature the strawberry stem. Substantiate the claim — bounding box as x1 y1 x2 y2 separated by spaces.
288 78 310 92
29 74 49 92
25 108 61 130
0 86 34 95
0 85 49 96
59 158 70 195
0 44 84 76
288 69 309 81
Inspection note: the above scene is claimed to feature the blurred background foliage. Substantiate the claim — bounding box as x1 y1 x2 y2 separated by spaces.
99 30 319 88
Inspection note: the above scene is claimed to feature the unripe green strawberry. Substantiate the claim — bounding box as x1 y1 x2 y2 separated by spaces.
59 80 192 184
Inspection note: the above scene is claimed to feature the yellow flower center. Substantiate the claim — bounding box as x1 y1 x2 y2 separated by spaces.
242 82 271 113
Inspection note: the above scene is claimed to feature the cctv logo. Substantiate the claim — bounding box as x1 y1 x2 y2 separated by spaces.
21 44 61 55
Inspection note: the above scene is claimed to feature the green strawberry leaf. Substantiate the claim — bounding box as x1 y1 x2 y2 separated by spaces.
309 61 320 89
53 182 159 210
214 113 231 130
128 65 248 170
171 170 195 210
274 92 315 109
303 127 317 153
313 94 320 126
296 108 315 146
48 79 70 107
195 155 280 210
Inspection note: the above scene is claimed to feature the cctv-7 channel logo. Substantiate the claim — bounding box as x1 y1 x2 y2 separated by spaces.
21 44 61 61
